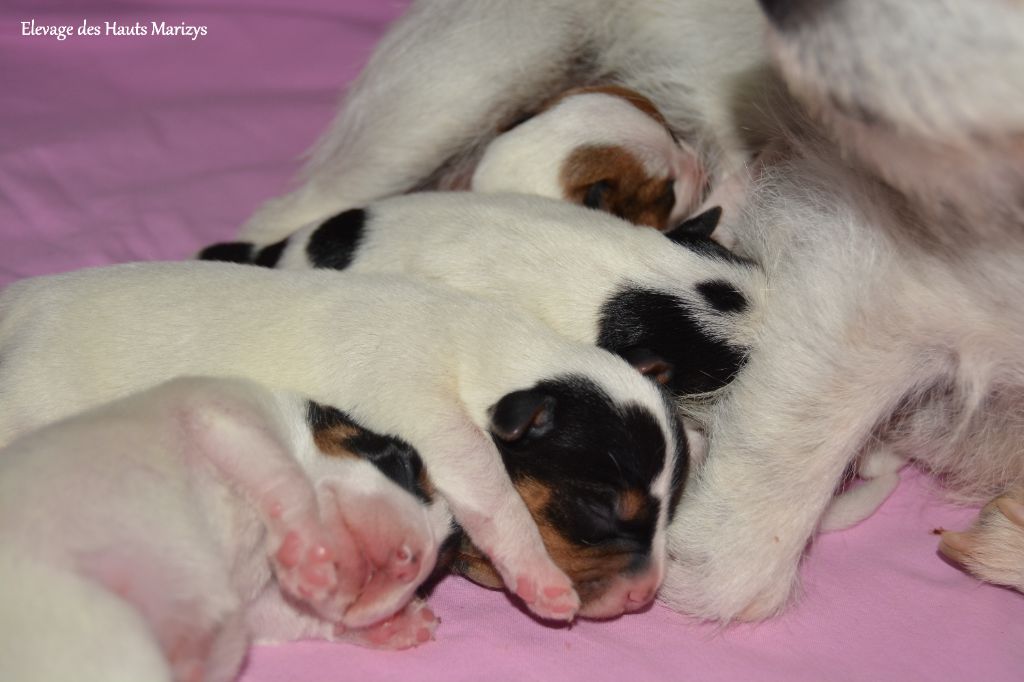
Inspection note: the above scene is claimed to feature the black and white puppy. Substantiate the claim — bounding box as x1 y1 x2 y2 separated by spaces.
0 263 686 620
201 192 765 403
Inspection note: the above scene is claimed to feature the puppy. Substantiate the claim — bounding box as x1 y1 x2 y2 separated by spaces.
201 192 765 403
237 0 1024 618
236 0 770 245
0 263 686 620
466 86 705 229
0 377 440 682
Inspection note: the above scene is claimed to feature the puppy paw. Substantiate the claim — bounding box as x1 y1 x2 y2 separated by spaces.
939 487 1024 592
317 475 438 628
265 507 348 621
505 559 580 621
337 598 438 650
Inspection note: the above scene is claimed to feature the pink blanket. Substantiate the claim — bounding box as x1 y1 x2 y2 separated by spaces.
2 2 1021 679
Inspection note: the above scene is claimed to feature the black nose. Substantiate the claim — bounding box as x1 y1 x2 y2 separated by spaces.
757 0 831 29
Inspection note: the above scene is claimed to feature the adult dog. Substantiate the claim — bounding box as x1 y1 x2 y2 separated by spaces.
240 0 1024 618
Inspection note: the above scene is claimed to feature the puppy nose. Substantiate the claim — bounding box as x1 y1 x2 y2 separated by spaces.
757 0 833 29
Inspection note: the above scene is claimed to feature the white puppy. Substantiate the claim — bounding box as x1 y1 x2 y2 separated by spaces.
468 86 705 229
0 263 685 620
0 377 440 682
237 0 1024 619
202 192 765 403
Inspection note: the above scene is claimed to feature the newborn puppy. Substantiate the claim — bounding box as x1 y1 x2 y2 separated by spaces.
200 192 765 402
467 86 706 229
0 377 439 682
0 263 686 621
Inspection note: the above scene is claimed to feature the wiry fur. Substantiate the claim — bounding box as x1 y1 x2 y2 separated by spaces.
0 263 683 621
234 0 1024 618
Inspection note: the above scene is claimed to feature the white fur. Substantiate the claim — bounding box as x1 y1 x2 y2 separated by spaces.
236 0 1024 619
238 0 768 243
0 263 681 621
271 191 765 376
0 377 440 681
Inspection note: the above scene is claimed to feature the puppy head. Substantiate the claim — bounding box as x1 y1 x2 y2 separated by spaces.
461 373 686 619
759 0 1024 210
471 86 705 229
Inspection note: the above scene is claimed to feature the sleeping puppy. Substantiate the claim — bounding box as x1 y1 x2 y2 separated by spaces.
236 0 770 245
0 263 686 621
0 377 440 682
200 192 766 403
235 0 1024 619
466 85 706 229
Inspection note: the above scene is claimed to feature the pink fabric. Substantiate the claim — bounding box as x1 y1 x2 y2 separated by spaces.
1 2 1021 680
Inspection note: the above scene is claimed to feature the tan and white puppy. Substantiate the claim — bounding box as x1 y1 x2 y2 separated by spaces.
0 377 440 682
468 86 705 229
0 263 686 621
237 0 769 245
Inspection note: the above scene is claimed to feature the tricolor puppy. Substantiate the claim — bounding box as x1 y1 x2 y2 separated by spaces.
467 86 705 229
0 263 686 620
201 192 765 403
237 0 1024 620
0 377 440 682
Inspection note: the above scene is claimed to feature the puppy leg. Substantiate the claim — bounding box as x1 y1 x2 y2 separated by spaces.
239 0 586 242
422 415 580 621
940 488 1024 592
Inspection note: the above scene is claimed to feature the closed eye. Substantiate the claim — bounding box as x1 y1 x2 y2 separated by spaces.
583 180 612 209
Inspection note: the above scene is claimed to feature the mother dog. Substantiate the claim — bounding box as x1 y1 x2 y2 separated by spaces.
240 0 1024 619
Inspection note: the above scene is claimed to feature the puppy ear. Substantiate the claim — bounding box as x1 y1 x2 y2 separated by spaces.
666 205 722 240
489 389 557 442
621 347 674 386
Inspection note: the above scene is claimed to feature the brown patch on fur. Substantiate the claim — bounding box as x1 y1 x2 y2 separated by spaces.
452 477 643 605
561 144 675 229
616 489 646 521
308 405 361 459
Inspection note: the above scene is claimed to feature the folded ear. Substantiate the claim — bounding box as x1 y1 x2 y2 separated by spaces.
620 347 674 386
488 389 557 442
666 205 722 241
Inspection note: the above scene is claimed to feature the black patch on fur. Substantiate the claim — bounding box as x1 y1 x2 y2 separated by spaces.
664 226 750 266
696 279 748 314
671 205 721 239
598 286 747 396
253 239 287 268
489 375 686 564
306 208 366 270
757 0 836 30
197 241 255 263
305 401 431 503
